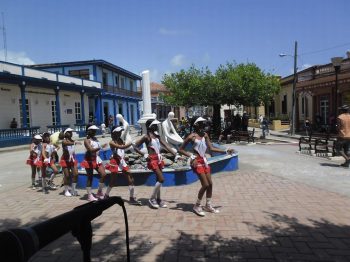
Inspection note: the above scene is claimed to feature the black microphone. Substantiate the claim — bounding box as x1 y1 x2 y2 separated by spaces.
0 196 129 262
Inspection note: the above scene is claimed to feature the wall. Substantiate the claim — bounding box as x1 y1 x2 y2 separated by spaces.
0 84 21 129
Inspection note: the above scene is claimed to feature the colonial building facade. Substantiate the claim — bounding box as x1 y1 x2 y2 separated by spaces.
32 60 142 127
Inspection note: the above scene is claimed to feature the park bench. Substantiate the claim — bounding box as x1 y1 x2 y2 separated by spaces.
232 128 255 143
299 132 337 155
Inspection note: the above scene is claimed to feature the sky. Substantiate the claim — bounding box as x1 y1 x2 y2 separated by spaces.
1 0 350 82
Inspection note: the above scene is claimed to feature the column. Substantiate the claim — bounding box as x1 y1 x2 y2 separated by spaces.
126 100 130 123
55 87 61 125
80 90 85 124
20 83 28 128
113 99 117 125
136 101 140 121
95 95 101 125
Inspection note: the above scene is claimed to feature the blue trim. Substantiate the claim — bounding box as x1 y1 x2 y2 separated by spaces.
20 85 28 128
62 66 65 75
95 96 102 125
55 89 61 125
126 101 130 123
113 99 117 125
21 66 24 75
81 92 85 124
136 102 140 120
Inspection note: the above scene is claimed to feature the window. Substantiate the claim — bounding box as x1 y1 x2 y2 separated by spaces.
102 72 108 87
51 101 57 125
19 99 30 127
115 76 119 88
68 69 90 79
75 102 81 122
282 95 287 114
118 103 123 116
120 76 125 89
301 97 309 117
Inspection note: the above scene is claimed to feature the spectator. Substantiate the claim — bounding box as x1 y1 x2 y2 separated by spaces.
335 105 350 168
10 118 18 129
261 117 269 139
241 112 249 131
304 119 311 136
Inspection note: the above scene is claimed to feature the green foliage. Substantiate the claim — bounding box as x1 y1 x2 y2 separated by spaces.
161 62 280 108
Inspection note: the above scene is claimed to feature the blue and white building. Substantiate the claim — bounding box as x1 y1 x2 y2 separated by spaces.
31 60 142 127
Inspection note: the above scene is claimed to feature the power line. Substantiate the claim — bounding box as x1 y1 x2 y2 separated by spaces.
299 42 350 56
1 12 7 62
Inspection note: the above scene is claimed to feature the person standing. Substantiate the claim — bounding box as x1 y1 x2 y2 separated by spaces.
133 119 176 209
179 116 234 217
80 124 108 201
335 105 350 168
105 126 141 204
10 118 18 129
60 128 81 197
26 135 43 189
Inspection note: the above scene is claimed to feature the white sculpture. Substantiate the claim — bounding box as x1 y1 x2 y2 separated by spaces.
116 114 132 146
160 112 183 153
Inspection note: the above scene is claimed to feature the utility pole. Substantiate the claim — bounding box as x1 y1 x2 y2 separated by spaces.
290 41 298 136
1 12 7 62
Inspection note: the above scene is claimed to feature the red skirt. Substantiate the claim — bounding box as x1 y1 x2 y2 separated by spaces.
192 156 211 175
43 159 55 167
60 156 78 168
105 158 129 173
26 155 43 167
147 154 164 171
80 156 102 169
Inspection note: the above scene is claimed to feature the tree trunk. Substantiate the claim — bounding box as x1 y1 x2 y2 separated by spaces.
212 104 221 137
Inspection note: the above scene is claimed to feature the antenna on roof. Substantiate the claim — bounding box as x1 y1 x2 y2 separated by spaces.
1 12 7 62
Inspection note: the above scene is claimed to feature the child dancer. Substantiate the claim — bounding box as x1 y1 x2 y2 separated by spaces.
60 127 81 197
179 116 234 216
134 119 176 209
80 124 108 201
105 126 141 205
26 134 43 189
41 132 59 193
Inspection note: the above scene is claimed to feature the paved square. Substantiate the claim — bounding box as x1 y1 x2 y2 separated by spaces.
1 169 350 261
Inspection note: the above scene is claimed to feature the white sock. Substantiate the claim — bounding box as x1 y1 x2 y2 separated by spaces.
157 184 161 199
129 185 135 198
87 187 92 195
151 182 162 199
98 182 104 192
106 186 112 195
206 198 212 206
64 185 69 192
196 198 202 206
42 179 46 189
72 183 76 192
31 177 35 185
50 173 56 181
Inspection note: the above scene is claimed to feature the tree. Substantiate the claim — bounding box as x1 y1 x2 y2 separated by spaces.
161 62 281 133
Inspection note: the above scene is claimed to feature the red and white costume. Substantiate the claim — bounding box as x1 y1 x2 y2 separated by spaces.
192 136 211 175
60 143 77 168
147 137 164 171
80 138 103 169
26 143 43 167
105 147 129 173
43 144 56 167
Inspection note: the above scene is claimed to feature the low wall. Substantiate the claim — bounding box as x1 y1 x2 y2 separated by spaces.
248 119 290 131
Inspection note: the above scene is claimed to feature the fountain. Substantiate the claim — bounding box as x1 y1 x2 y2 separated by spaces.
76 70 238 188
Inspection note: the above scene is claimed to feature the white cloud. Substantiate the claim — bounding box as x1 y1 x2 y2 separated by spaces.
159 27 190 36
171 54 185 67
0 50 35 65
302 64 312 69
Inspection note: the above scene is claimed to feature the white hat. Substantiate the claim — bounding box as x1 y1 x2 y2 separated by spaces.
34 135 42 140
64 127 74 134
87 125 99 130
149 119 161 127
194 117 207 125
112 126 124 133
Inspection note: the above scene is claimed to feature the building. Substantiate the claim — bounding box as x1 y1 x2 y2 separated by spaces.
278 52 350 131
31 60 142 127
0 60 101 131
150 82 185 121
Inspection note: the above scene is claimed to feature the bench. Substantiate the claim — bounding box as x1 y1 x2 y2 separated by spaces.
299 132 337 155
232 128 255 143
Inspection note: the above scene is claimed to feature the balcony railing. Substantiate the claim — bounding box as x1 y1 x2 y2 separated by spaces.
103 85 142 98
0 61 102 89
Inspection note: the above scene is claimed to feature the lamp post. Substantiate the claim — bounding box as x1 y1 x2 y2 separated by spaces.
331 57 342 118
280 41 298 136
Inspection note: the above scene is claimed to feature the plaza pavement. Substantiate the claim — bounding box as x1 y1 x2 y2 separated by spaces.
1 130 350 261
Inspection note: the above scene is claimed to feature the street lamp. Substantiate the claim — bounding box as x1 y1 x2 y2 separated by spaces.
331 56 342 117
280 41 298 136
